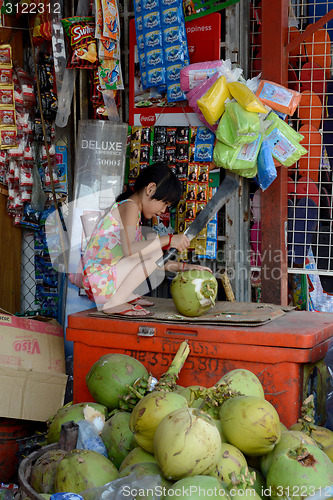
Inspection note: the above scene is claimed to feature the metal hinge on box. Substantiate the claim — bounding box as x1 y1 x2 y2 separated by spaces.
137 326 156 337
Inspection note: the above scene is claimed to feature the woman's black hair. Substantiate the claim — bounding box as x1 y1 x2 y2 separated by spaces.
116 162 182 208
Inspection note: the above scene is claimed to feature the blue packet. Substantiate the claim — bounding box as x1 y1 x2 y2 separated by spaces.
164 44 184 64
135 15 143 32
161 6 182 26
163 25 183 45
166 63 182 82
146 48 164 67
144 29 163 49
257 139 277 191
196 126 216 145
194 143 214 162
167 82 186 102
147 67 166 87
143 10 161 31
134 0 142 14
141 0 159 12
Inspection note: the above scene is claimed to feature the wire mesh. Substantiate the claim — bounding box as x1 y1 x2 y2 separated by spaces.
287 0 333 294
249 0 333 307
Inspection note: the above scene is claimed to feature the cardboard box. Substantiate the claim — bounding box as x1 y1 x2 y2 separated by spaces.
0 312 68 421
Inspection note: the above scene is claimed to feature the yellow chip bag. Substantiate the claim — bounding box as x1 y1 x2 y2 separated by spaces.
197 75 232 125
228 81 267 114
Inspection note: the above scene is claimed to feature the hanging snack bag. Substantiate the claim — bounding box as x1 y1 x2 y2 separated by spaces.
0 45 12 68
257 139 277 190
256 80 301 116
61 17 98 69
101 0 120 40
264 112 307 167
197 75 232 125
228 81 267 113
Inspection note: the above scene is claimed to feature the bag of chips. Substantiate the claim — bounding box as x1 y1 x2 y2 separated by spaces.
61 17 98 69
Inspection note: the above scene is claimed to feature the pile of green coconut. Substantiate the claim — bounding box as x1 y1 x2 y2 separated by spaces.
27 343 333 499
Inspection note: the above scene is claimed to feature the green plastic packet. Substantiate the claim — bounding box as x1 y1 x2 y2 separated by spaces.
230 133 263 178
216 110 259 148
225 101 261 136
264 113 307 167
213 139 242 169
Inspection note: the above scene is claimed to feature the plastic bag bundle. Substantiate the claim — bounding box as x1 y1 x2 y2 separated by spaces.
228 81 267 114
257 139 277 190
256 80 301 116
197 75 232 125
263 112 307 167
215 102 260 147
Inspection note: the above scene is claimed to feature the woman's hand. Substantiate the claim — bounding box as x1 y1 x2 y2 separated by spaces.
169 233 190 253
185 263 213 273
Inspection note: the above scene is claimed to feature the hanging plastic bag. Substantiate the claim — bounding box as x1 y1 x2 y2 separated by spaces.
215 103 260 147
230 134 263 178
228 81 267 113
263 112 307 167
180 60 225 92
196 75 232 125
186 73 220 131
256 80 301 116
215 111 237 147
225 101 261 137
213 140 241 169
257 139 277 190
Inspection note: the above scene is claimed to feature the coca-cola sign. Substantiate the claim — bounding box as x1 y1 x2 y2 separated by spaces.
140 114 156 126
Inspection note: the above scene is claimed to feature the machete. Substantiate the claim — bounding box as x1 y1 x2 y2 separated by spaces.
156 172 239 268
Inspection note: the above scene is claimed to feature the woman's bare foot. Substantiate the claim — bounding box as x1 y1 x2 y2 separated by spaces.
102 302 151 316
129 295 154 307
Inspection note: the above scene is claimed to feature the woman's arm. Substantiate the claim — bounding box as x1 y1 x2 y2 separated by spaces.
165 261 213 273
117 202 189 257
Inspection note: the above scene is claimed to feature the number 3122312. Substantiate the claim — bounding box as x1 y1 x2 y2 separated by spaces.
3 3 61 14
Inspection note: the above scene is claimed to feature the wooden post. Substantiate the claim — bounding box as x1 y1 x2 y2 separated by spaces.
261 0 289 305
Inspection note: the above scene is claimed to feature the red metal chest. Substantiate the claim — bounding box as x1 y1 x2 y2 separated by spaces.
66 307 333 428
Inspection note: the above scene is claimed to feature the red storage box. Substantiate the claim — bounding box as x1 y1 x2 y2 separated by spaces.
66 306 333 428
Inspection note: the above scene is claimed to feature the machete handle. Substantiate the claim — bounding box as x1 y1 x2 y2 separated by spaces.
156 247 178 268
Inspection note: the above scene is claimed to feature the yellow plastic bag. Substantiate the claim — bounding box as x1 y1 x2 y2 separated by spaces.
228 81 267 114
197 75 232 125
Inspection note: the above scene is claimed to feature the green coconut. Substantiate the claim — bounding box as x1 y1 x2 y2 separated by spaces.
219 396 281 456
29 449 67 494
248 467 269 499
86 353 148 410
129 390 188 453
209 442 248 485
290 422 333 462
47 402 108 444
260 429 318 477
154 407 222 480
170 270 218 317
119 462 173 490
166 475 228 499
216 369 265 398
54 449 118 493
100 411 136 469
178 386 204 407
266 444 333 500
119 446 157 472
